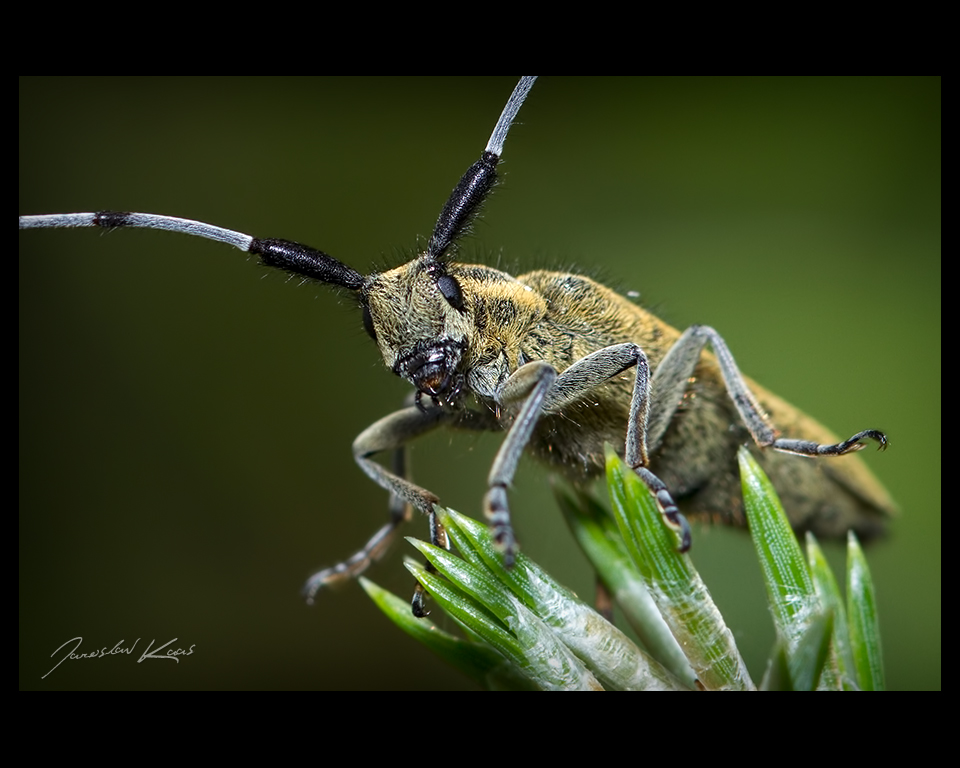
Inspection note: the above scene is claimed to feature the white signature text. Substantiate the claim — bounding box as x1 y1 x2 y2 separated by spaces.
43 636 195 679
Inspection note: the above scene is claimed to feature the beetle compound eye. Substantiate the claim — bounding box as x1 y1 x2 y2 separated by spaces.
437 274 466 312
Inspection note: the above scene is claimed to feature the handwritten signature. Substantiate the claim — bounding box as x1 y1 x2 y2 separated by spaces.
43 637 195 679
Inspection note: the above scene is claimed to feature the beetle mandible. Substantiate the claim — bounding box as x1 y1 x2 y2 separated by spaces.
18 77 894 617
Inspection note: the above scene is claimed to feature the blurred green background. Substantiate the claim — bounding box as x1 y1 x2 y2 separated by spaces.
20 77 939 690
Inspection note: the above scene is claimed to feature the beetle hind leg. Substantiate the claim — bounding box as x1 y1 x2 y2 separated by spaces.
648 324 888 465
772 429 888 457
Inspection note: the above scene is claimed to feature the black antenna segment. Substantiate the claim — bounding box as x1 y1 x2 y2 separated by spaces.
427 76 537 262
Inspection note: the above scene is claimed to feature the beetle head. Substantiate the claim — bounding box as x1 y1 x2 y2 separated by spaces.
362 255 471 408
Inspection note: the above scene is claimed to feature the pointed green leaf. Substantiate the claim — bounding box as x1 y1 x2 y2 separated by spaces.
788 610 835 691
607 449 753 691
397 508 686 690
405 552 603 690
443 508 685 690
739 450 817 637
807 533 856 689
847 531 885 691
360 576 526 689
739 448 840 690
556 486 696 688
760 640 793 691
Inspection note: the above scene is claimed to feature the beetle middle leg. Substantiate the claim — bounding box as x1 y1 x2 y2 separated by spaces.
490 343 692 563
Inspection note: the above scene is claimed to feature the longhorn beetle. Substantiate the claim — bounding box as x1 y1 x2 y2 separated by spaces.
19 77 894 618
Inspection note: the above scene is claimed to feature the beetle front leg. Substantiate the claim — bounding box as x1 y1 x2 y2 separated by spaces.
302 404 447 611
486 361 558 566
304 403 499 615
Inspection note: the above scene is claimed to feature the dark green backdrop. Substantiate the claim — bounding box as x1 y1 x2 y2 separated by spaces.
20 77 940 690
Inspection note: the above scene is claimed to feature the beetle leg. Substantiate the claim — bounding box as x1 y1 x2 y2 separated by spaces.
302 405 442 607
486 361 558 565
607 344 693 551
544 342 692 549
303 403 498 615
492 344 692 562
648 325 888 456
304 404 443 611
539 342 691 548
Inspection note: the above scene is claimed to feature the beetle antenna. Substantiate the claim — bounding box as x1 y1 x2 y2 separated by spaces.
19 78 539 289
486 76 537 158
18 211 365 291
427 76 537 262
